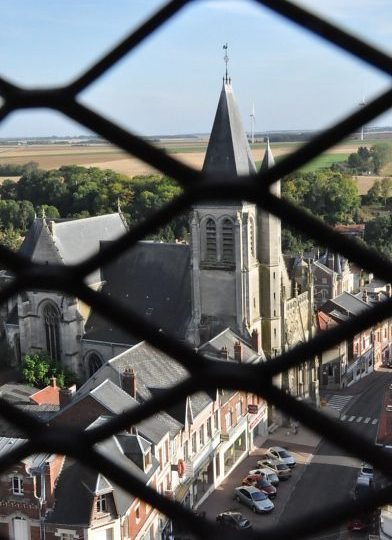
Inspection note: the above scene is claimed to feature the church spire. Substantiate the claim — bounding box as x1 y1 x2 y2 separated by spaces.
203 48 256 177
260 137 275 171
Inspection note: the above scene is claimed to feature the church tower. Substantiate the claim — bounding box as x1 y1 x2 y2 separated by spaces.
190 64 262 345
258 139 282 358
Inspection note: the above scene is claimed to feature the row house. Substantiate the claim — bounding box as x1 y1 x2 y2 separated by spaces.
318 284 392 390
0 437 64 540
1 329 266 540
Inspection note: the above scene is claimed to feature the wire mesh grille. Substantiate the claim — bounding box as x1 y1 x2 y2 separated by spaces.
0 0 391 538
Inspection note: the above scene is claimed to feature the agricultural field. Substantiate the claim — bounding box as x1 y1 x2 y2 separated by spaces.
0 138 389 184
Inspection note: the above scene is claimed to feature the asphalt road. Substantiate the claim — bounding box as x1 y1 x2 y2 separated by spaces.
279 370 391 540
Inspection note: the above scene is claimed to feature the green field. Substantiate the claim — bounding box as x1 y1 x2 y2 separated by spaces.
299 152 350 172
256 152 349 173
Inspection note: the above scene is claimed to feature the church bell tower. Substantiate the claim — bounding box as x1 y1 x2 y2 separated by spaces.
189 47 262 345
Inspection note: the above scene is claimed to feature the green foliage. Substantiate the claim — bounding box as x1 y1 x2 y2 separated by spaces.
282 170 360 226
0 161 38 176
281 227 316 254
0 165 186 242
344 143 392 175
20 352 78 388
364 214 392 258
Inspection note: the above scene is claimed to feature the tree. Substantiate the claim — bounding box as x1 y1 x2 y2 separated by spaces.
380 177 392 206
370 143 392 174
20 352 79 388
365 180 382 204
37 204 60 219
364 214 392 258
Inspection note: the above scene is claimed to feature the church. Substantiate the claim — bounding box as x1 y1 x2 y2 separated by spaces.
2 74 318 404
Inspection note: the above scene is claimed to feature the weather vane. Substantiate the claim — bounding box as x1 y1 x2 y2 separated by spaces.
223 43 229 83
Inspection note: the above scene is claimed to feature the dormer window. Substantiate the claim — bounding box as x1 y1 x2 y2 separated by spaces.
12 476 23 495
144 450 152 471
96 494 107 513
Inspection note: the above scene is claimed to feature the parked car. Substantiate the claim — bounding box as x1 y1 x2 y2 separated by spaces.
347 513 371 531
264 446 296 468
354 475 373 499
360 462 374 479
234 486 274 513
241 475 277 498
249 468 279 487
216 511 252 531
256 458 292 479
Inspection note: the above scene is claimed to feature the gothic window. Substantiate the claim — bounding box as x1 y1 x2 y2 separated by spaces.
205 218 217 260
88 353 103 377
249 218 255 257
222 218 234 261
43 303 60 362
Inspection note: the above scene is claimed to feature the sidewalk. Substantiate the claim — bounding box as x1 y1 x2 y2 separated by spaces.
253 423 322 461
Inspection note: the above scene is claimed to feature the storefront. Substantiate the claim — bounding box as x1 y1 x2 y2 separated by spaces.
215 415 248 486
247 402 268 448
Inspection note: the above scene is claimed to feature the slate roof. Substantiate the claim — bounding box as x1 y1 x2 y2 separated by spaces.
203 82 256 177
83 241 192 345
260 138 275 171
46 458 100 526
74 341 213 424
323 291 370 320
19 214 127 284
198 327 265 363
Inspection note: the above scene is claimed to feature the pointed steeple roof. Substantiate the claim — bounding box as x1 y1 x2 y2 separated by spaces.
260 137 275 171
203 82 256 176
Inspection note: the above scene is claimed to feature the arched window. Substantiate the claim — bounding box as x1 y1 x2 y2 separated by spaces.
205 218 217 260
88 353 103 377
222 219 234 261
43 303 60 362
249 218 255 257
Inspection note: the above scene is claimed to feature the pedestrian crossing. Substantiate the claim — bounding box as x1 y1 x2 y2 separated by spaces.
340 414 378 425
327 394 353 412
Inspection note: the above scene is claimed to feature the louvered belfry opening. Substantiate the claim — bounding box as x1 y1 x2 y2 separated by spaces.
0 1 390 540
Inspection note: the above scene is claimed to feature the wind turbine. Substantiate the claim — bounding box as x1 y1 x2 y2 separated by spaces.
358 97 367 141
250 103 255 145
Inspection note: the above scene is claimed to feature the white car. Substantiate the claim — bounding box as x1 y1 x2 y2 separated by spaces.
249 468 279 487
256 458 292 479
360 462 374 479
265 446 296 468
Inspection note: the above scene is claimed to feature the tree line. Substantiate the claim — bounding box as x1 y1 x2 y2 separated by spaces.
0 165 187 248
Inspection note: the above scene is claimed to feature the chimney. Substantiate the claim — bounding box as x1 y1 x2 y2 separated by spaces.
362 289 368 303
251 329 260 353
121 368 137 399
234 341 243 362
387 284 391 298
376 291 381 302
219 346 229 360
59 385 76 409
49 377 57 388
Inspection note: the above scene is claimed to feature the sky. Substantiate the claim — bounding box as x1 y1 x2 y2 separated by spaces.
0 0 390 138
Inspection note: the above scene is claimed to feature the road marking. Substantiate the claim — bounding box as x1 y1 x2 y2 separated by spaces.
372 419 378 425
327 395 353 412
348 416 355 422
356 417 363 423
341 415 347 421
364 417 371 423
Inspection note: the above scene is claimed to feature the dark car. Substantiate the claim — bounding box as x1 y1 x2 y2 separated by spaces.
216 511 252 531
241 474 277 498
347 513 371 531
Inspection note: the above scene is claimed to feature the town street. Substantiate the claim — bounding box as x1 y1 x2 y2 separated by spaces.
276 370 390 539
198 370 391 538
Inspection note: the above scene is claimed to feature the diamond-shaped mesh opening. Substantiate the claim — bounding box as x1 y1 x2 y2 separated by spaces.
0 1 391 539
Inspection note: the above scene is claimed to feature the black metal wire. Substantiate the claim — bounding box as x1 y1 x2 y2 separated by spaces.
0 1 391 539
